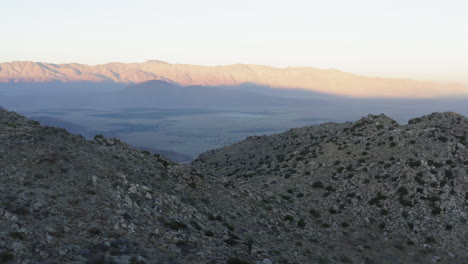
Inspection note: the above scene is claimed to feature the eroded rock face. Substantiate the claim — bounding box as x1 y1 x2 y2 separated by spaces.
0 109 467 264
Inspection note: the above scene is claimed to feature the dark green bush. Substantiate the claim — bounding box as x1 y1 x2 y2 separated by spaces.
164 221 187 230
309 209 321 218
224 238 238 246
0 251 14 262
298 219 306 228
407 160 422 168
312 181 324 188
378 222 386 229
226 258 252 264
380 209 389 216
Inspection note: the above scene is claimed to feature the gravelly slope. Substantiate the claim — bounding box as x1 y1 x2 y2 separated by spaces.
0 109 467 264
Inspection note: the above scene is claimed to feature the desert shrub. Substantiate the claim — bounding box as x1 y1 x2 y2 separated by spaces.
297 219 306 228
415 175 426 185
397 187 409 196
425 236 436 243
164 221 187 230
309 209 321 218
445 169 454 179
368 192 387 206
226 258 252 264
0 251 14 262
312 181 324 188
437 136 448 142
407 160 422 168
9 232 23 240
224 238 238 246
378 222 386 229
380 209 389 216
402 211 409 218
284 215 294 222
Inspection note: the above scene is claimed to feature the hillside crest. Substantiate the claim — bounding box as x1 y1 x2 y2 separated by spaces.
0 108 467 263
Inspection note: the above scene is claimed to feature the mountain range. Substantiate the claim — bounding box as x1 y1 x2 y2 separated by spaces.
1 60 468 98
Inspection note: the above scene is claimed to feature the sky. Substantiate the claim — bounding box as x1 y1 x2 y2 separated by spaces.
1 0 468 83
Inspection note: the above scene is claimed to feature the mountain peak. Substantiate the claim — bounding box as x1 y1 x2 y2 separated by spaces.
143 59 169 64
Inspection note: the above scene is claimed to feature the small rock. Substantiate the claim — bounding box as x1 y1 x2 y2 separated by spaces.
129 185 138 194
45 227 57 234
432 256 442 262
92 175 98 186
11 242 23 251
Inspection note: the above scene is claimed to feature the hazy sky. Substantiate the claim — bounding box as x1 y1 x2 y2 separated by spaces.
1 0 467 83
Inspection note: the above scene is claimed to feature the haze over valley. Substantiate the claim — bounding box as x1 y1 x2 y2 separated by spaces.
2 61 468 161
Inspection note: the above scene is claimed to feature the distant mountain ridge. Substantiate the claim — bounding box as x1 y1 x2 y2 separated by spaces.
1 60 468 98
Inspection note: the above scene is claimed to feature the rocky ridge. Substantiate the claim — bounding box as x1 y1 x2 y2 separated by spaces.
192 112 468 263
0 109 467 263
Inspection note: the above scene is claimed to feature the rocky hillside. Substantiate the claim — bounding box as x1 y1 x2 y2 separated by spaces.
0 109 256 263
1 61 468 97
192 112 468 263
0 109 467 263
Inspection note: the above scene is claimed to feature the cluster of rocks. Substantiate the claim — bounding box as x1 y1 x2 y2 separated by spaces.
0 109 466 263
